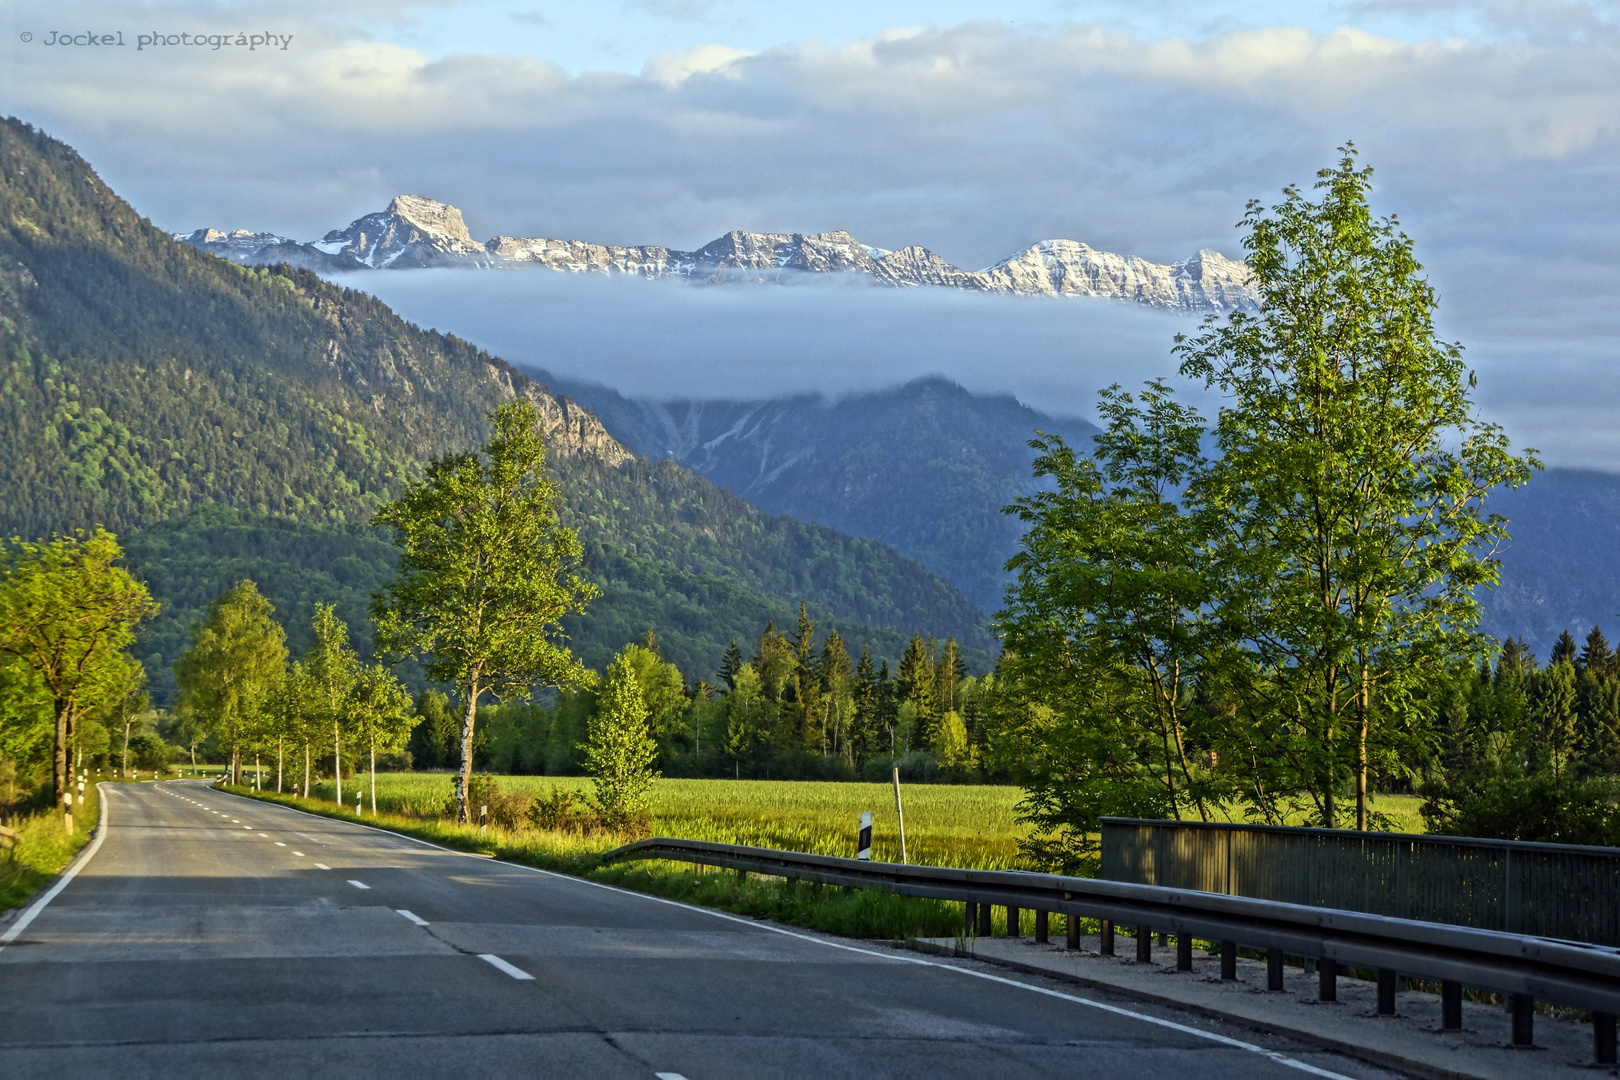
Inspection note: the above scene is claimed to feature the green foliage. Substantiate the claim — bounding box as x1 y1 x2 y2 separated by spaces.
0 528 155 801
373 400 598 822
582 648 659 830
172 579 286 783
1174 148 1538 829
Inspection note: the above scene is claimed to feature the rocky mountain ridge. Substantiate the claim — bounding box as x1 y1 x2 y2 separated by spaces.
178 194 1258 313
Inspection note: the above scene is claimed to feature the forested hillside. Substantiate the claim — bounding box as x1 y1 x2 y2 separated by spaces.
536 374 1100 611
0 117 988 699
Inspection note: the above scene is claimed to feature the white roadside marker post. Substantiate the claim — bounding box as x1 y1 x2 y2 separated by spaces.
891 767 907 866
857 811 872 861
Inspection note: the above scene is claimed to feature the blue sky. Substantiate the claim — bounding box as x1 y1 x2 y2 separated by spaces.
3 0 1617 464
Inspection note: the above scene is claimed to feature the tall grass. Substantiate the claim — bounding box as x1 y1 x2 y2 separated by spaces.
0 782 100 915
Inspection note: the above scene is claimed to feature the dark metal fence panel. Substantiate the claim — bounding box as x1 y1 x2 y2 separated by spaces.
1100 818 1620 946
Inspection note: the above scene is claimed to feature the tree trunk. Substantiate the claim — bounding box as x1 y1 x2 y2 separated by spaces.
303 743 310 798
455 677 480 824
334 721 342 806
52 700 69 806
277 738 283 794
370 743 376 816
122 718 132 778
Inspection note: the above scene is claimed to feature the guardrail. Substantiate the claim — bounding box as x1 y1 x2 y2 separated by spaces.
603 836 1620 1065
1100 817 1620 946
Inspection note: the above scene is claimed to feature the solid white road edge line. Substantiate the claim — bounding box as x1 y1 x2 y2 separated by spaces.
216 789 1352 1078
397 909 429 926
478 953 534 980
0 781 113 955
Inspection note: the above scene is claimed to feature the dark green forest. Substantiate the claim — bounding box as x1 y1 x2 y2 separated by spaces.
0 116 989 702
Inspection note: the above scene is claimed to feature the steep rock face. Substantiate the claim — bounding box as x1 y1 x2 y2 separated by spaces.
312 194 491 268
179 195 1259 312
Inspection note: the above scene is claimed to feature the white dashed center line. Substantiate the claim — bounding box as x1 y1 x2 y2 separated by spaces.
348 880 370 890
274 842 285 847
478 954 533 980
314 863 331 870
396 909 428 926
656 1073 690 1080
292 851 305 857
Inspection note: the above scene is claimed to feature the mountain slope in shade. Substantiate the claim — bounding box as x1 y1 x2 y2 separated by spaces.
178 194 1258 313
530 374 1101 613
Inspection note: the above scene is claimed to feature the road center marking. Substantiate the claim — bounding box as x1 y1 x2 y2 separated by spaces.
315 863 331 870
292 851 305 857
274 841 286 847
348 880 370 890
478 953 533 980
396 909 429 926
655 1073 690 1080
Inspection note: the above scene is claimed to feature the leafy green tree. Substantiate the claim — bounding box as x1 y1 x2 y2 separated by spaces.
999 381 1219 863
617 640 687 743
0 653 51 797
372 399 598 823
582 647 659 829
174 580 286 786
725 665 768 778
348 663 415 814
264 660 315 793
304 603 360 804
0 529 157 801
1176 148 1537 829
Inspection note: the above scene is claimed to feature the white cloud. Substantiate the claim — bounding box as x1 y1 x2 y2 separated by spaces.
2 5 1617 463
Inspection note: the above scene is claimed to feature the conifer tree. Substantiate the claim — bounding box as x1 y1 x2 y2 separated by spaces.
1579 626 1612 677
718 639 744 692
1551 630 1579 668
896 635 937 749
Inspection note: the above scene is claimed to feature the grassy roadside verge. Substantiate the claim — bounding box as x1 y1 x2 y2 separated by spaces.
225 785 965 941
0 782 102 918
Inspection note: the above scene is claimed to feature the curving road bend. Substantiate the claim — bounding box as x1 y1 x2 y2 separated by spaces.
0 781 1392 1077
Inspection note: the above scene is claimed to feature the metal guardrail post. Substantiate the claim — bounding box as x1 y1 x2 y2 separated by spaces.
1267 947 1283 991
1099 919 1113 956
978 902 992 938
1220 940 1236 981
1007 905 1020 938
1319 958 1337 1001
1377 968 1397 1015
1176 934 1192 972
1441 981 1463 1029
1135 926 1151 963
1035 909 1048 944
1510 993 1534 1046
964 901 976 938
1068 915 1081 950
1595 1011 1617 1065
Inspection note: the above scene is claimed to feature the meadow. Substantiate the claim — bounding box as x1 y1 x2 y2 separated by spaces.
308 774 1032 869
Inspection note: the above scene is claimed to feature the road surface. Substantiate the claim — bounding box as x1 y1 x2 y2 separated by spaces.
0 781 1392 1077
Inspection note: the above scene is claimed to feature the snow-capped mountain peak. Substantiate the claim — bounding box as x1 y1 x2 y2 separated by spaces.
177 198 1258 312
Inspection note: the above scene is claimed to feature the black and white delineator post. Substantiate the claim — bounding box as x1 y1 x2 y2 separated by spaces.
857 812 873 860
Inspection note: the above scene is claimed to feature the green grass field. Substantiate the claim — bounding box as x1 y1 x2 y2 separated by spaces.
298 773 1428 871
307 774 1031 869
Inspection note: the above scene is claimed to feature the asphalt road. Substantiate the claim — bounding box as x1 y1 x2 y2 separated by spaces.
0 781 1392 1077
